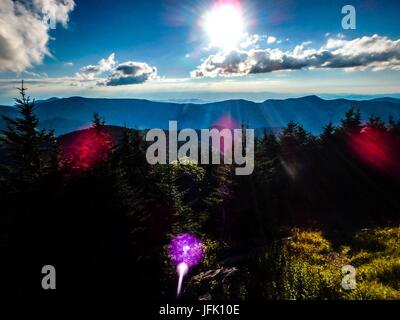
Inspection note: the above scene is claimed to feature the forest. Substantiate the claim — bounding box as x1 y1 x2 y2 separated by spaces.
0 84 399 299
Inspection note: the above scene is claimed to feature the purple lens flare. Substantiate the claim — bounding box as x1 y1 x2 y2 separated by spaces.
168 233 204 268
168 233 204 297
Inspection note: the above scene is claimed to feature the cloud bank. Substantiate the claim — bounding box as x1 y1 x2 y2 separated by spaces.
0 0 75 72
192 35 400 77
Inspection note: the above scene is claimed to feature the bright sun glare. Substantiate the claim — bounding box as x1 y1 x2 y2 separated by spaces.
204 3 245 52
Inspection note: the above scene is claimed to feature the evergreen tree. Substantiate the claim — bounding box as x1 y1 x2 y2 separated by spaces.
0 81 56 182
341 107 362 134
92 112 105 130
366 115 386 131
387 115 400 137
260 131 280 159
113 127 148 183
280 121 313 157
89 112 112 167
47 132 61 174
320 121 335 145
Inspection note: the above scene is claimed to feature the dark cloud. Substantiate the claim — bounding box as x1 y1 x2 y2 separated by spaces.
99 61 157 86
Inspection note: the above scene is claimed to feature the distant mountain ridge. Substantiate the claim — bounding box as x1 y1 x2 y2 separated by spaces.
1 95 400 135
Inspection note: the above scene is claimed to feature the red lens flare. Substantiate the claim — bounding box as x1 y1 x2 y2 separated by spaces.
61 128 113 171
349 127 400 176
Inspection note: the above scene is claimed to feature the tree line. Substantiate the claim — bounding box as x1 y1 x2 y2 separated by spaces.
0 83 399 297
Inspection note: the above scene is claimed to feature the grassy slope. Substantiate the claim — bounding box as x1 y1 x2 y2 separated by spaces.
267 227 400 300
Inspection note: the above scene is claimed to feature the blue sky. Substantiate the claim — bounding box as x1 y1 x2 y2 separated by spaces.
0 0 400 104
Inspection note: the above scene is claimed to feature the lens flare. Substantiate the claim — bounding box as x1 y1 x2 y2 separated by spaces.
168 233 204 267
212 115 240 154
349 127 400 176
61 128 113 171
168 233 204 297
176 262 189 296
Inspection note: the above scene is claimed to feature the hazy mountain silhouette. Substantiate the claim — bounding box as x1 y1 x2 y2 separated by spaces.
1 95 400 135
35 97 60 104
369 97 400 104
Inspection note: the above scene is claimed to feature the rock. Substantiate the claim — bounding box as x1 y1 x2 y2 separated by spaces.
185 267 241 300
199 293 212 300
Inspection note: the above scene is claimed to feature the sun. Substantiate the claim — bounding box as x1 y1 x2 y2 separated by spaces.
203 2 245 52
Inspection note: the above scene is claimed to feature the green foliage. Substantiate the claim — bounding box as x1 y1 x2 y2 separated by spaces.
256 228 400 300
263 230 345 300
348 281 400 300
348 227 400 299
202 238 221 269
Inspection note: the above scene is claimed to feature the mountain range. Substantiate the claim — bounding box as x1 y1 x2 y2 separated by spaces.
1 95 400 136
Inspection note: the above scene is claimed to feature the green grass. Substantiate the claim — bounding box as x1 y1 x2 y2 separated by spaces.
268 227 400 300
186 227 400 300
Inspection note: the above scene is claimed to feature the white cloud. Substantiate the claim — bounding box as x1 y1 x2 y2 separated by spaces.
191 35 400 77
22 70 42 78
64 62 74 67
240 34 261 49
33 0 75 27
76 53 116 80
240 34 280 48
267 36 277 44
0 0 75 72
20 70 48 78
